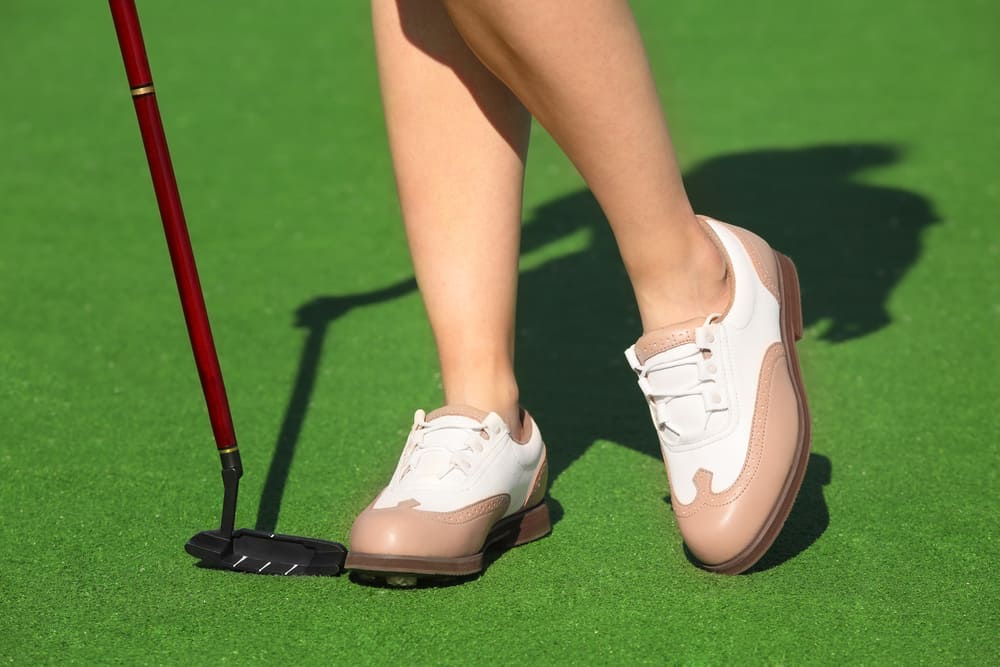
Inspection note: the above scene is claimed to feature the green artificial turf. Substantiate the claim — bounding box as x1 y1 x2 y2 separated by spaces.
2 0 998 663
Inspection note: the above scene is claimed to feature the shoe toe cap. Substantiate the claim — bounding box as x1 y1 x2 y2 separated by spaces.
672 346 807 570
348 495 510 559
676 496 774 568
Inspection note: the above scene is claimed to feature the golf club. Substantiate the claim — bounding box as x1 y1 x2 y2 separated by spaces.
109 0 347 575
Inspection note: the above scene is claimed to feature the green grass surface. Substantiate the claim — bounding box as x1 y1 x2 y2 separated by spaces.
2 0 998 663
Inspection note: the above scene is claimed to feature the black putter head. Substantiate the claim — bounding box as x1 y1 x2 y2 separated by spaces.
186 528 347 576
185 448 348 576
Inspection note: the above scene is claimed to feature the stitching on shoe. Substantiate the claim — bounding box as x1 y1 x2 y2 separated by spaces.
420 494 511 524
721 223 780 301
672 342 784 516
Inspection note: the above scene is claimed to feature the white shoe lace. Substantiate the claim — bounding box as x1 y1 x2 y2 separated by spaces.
402 416 490 481
636 314 729 443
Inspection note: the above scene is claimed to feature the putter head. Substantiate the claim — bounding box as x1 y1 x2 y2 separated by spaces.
186 528 347 576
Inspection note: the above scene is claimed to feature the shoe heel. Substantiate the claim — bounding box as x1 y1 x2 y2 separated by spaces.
513 502 552 546
776 252 804 341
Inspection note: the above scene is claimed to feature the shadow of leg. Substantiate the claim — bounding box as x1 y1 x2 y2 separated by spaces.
258 144 932 568
513 144 936 563
684 144 940 342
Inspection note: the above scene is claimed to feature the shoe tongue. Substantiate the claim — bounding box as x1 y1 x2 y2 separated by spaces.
634 317 704 365
425 405 489 423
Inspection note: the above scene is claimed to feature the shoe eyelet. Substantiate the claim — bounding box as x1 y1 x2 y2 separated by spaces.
706 334 715 344
707 363 717 374
711 393 722 404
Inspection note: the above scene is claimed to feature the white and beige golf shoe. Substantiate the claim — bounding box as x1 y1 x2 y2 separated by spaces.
625 217 811 573
345 406 549 583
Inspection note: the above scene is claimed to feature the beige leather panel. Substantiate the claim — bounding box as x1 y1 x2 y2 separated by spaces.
523 455 548 509
634 317 702 365
671 343 801 565
719 222 780 302
349 494 511 558
429 494 509 524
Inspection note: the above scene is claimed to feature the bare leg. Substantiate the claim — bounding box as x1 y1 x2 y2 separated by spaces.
372 0 530 434
441 0 729 331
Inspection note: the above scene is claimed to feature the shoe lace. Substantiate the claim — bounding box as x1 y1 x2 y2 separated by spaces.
637 314 728 441
403 417 489 481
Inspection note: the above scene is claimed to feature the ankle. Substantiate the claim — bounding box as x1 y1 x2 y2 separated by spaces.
633 222 730 332
442 380 523 440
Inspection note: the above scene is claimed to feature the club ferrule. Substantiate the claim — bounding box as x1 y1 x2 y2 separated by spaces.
219 446 243 475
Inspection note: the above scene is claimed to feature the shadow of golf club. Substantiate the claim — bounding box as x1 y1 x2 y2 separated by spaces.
253 277 417 533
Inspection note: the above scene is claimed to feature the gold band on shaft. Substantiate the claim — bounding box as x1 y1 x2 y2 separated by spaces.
218 446 239 455
130 84 155 97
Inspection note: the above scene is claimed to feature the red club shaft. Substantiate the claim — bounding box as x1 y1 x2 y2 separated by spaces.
109 0 237 450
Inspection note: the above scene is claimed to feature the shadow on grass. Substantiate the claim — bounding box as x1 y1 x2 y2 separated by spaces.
253 277 416 532
746 453 833 573
678 453 833 573
256 143 938 569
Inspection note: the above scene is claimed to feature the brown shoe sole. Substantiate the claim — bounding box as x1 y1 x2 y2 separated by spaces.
700 252 813 575
345 501 551 580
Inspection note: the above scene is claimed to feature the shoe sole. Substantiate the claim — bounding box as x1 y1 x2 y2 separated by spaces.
345 501 551 582
700 252 813 574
